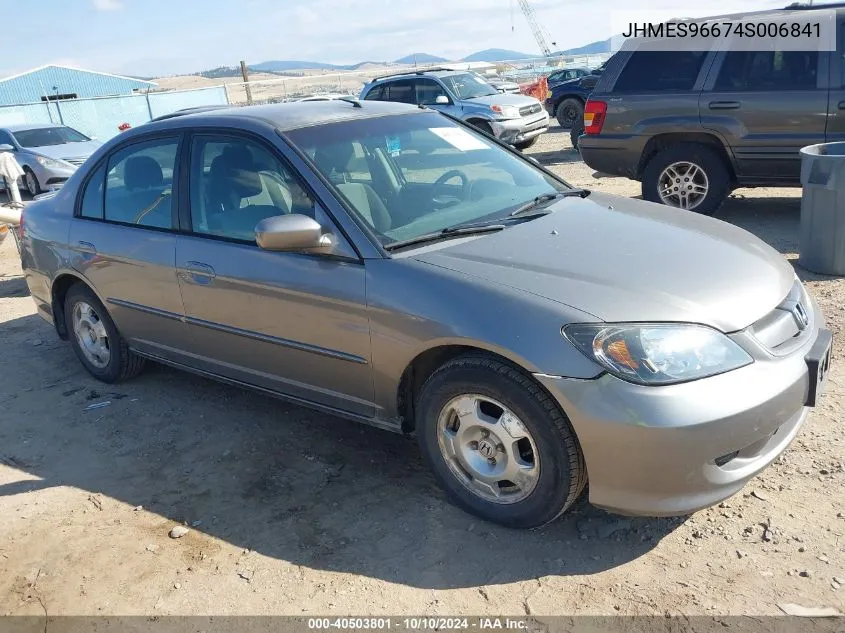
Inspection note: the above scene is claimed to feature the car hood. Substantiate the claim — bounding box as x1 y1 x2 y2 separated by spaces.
466 93 540 107
28 140 101 161
412 192 794 332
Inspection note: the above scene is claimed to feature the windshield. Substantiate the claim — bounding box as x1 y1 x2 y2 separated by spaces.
12 126 90 148
441 73 499 99
286 111 569 247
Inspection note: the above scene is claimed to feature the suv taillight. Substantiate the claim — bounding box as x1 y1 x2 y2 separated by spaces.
584 100 607 135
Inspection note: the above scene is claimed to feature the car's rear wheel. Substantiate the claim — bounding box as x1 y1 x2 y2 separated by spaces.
641 143 731 215
64 283 146 383
416 353 586 529
23 168 41 196
556 98 582 129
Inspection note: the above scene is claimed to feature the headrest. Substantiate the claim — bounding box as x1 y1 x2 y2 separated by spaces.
124 156 163 190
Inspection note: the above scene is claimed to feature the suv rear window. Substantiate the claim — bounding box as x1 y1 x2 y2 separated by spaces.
614 51 706 92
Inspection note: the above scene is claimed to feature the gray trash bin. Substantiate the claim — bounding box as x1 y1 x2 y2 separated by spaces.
799 142 845 276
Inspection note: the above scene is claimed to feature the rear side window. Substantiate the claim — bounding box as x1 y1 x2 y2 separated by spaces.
103 138 179 228
714 51 818 91
383 80 415 104
614 51 706 92
80 163 106 219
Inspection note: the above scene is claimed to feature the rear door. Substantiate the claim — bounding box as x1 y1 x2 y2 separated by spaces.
68 134 187 358
824 18 845 141
700 50 829 183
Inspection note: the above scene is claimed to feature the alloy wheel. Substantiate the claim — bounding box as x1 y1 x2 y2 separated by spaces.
436 394 540 504
72 301 111 369
657 161 709 210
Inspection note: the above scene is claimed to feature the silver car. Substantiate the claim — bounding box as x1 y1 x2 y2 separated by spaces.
0 123 102 196
18 102 832 528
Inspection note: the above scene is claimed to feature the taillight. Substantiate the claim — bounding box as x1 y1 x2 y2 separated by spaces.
584 100 607 135
17 207 24 240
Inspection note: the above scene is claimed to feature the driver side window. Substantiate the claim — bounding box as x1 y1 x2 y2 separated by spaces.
414 79 449 105
189 135 316 242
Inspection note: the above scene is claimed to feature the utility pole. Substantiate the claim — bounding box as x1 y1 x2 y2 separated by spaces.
240 60 254 105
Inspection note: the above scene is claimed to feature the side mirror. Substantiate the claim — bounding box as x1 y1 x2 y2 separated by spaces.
255 214 336 253
0 144 15 152
435 95 450 105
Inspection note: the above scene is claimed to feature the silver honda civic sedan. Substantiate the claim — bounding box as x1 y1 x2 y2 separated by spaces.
17 100 832 528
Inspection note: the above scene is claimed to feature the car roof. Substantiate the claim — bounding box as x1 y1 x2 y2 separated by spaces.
141 100 425 133
0 122 66 132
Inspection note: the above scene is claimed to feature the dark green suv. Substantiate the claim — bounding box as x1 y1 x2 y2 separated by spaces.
579 3 845 214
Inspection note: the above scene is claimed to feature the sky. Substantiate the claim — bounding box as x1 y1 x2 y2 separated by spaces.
0 0 789 78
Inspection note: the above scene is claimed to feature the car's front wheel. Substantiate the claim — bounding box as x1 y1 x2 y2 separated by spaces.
416 353 586 529
23 168 41 196
514 137 538 151
641 143 731 215
64 283 146 383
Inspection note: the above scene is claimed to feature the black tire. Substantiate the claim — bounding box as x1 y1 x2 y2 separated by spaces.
64 283 145 383
23 167 41 196
570 119 584 152
514 137 538 151
416 353 586 529
555 98 582 129
641 143 731 216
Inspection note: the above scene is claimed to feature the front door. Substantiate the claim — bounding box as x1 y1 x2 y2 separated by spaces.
174 132 375 417
68 134 187 357
701 50 829 183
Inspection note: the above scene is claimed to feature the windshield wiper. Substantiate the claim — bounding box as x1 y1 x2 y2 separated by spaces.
509 189 588 217
384 224 506 252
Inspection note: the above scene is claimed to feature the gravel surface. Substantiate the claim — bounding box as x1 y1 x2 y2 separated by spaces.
0 125 843 617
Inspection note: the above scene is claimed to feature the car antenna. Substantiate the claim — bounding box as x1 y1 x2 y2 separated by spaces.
338 96 362 108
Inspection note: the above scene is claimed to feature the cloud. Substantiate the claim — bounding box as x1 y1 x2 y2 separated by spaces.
92 0 123 10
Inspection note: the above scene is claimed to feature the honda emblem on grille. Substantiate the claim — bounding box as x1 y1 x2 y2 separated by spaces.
792 302 809 330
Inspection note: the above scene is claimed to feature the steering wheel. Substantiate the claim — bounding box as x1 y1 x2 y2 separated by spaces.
432 170 470 208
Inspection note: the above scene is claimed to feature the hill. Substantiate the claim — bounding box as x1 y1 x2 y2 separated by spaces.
554 38 612 56
250 60 342 72
462 48 535 62
394 53 449 64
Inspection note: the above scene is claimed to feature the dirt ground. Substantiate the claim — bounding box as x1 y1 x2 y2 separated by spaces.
1 126 844 619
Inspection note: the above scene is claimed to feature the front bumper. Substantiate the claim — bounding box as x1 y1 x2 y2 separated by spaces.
492 112 550 144
536 310 829 517
27 162 77 190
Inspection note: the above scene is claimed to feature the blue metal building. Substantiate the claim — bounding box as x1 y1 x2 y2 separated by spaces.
0 64 156 106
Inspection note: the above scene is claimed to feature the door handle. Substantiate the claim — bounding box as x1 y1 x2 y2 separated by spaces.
708 101 741 110
77 241 97 254
182 261 216 284
838 100 845 110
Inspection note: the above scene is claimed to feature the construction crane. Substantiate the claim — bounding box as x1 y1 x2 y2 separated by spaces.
515 0 557 57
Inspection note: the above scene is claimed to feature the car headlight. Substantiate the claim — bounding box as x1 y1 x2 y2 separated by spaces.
563 323 753 385
490 104 521 119
34 156 69 169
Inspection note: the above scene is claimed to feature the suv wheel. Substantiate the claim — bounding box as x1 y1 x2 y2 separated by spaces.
416 353 586 529
64 283 146 383
514 137 538 151
570 118 585 152
641 143 731 215
555 98 582 129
